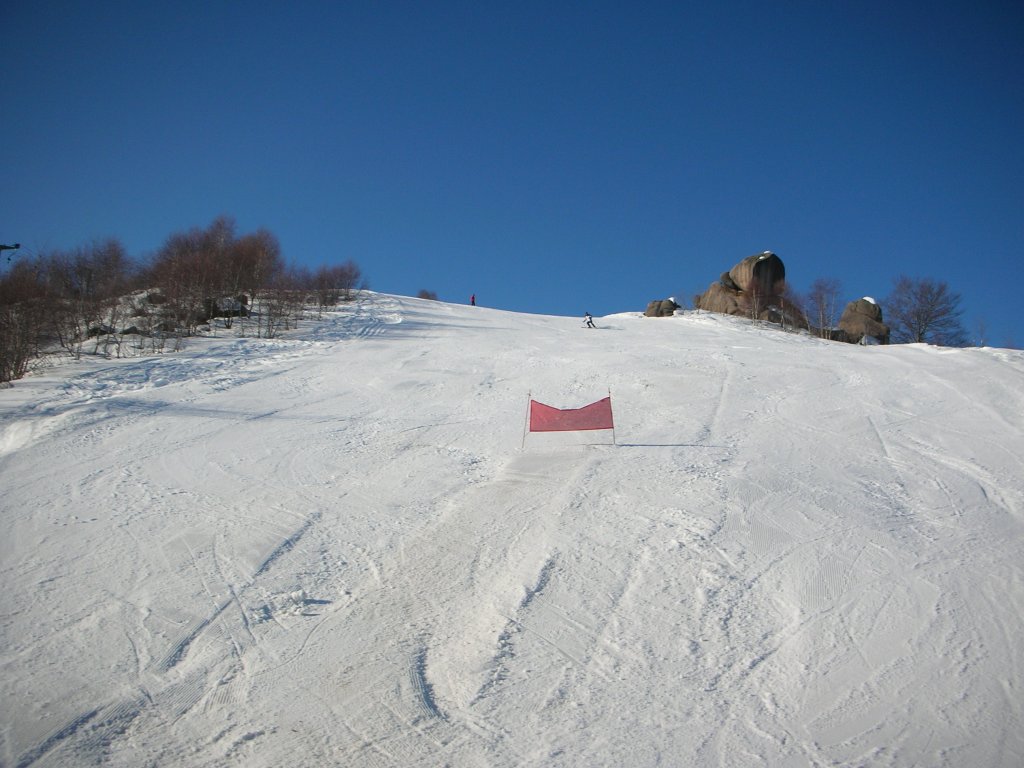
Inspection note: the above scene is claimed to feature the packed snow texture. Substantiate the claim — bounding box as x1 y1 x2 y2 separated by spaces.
2 294 1023 767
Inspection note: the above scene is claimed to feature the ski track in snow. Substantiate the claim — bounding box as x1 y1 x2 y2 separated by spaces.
1 294 1023 766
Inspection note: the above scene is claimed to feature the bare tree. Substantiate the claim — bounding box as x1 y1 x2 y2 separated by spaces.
308 261 363 312
745 282 766 322
229 228 283 329
258 267 307 338
147 217 277 335
323 261 362 302
806 277 843 338
0 258 48 382
148 226 212 335
29 239 137 358
883 275 967 346
79 239 135 355
771 283 810 332
4 219 358 375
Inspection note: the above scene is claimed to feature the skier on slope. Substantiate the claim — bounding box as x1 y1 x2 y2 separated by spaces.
584 312 595 328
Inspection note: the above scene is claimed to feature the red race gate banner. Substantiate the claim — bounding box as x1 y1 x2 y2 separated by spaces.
529 397 614 432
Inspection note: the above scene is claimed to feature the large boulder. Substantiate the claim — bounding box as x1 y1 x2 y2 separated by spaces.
838 297 890 344
727 252 786 296
695 251 787 320
645 298 680 317
694 283 744 316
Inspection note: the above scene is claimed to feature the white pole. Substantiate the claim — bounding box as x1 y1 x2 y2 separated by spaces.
609 387 616 446
521 391 532 451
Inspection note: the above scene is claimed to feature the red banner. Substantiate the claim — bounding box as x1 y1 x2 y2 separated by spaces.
529 397 614 432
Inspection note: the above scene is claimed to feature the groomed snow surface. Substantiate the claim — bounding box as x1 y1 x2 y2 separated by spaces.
2 294 1023 767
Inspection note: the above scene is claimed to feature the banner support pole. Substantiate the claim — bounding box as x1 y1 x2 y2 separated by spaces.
521 391 531 451
609 387 616 446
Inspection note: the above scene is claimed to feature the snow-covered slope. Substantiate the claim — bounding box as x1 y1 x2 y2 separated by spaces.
2 294 1023 767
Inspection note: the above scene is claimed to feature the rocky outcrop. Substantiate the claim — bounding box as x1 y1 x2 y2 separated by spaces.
727 252 786 296
838 298 889 344
694 252 787 320
645 298 680 317
694 283 744 316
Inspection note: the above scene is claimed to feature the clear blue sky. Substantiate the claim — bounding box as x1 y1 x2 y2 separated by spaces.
3 1 1022 345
